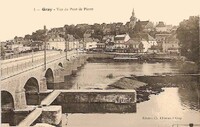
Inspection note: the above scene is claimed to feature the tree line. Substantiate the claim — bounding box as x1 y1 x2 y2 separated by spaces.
23 21 146 42
176 16 199 64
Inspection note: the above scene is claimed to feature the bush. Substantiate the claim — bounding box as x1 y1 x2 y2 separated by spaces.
106 73 114 79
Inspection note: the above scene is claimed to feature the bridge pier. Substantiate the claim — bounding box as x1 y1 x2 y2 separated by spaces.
15 89 26 110
71 59 79 75
62 61 73 76
72 56 87 74
39 77 47 92
61 55 88 77
54 69 65 83
77 56 86 68
81 56 87 65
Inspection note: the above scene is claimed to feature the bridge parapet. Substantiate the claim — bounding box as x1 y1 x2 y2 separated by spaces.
1 50 80 80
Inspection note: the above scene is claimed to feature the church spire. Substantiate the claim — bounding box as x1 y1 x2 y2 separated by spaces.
132 8 135 18
129 8 137 29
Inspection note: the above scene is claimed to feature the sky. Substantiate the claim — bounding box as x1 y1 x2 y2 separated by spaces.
0 0 200 41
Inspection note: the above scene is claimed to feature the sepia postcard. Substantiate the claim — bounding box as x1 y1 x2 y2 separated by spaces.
0 0 200 127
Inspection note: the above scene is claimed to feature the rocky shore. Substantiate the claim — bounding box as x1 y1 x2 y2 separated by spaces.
106 76 164 103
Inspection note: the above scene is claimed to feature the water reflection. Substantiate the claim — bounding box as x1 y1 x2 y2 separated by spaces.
66 88 200 127
178 87 200 111
61 103 136 113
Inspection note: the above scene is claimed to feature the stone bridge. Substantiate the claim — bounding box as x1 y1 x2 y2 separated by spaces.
1 50 88 110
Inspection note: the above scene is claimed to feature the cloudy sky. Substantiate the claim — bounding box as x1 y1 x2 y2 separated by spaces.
0 0 199 41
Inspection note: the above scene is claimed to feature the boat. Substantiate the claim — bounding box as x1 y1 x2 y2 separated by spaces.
113 57 138 60
113 55 139 61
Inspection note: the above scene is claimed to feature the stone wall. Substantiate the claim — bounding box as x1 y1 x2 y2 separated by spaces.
53 90 136 113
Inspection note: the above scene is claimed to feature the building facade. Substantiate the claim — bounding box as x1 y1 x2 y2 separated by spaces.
47 35 66 51
84 38 98 51
114 34 130 52
163 34 180 54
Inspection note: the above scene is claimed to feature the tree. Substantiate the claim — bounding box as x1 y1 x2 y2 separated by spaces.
133 20 143 33
1 45 5 58
31 29 47 41
24 34 31 40
177 16 199 63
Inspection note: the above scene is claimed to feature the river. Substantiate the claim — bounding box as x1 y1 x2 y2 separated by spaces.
63 62 179 90
60 62 200 127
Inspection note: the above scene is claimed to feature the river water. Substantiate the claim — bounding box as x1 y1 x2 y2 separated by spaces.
64 62 180 90
62 62 200 127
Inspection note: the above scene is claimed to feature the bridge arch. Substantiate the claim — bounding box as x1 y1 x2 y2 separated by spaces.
24 77 39 105
1 91 15 125
45 68 54 89
1 91 15 111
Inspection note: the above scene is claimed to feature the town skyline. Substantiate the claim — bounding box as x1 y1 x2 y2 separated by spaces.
1 0 200 41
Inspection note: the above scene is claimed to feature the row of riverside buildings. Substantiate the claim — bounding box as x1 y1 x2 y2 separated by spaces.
96 31 179 54
1 27 180 55
47 26 180 54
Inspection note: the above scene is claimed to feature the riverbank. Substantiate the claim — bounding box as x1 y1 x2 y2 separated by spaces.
87 52 182 63
179 61 198 73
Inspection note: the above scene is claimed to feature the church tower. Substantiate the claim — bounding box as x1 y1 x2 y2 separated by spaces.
129 8 137 29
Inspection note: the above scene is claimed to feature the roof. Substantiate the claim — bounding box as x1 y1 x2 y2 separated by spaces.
48 34 65 41
134 33 155 41
156 21 166 27
115 34 126 38
114 34 126 40
125 38 141 45
84 38 93 42
103 35 115 40
97 43 105 46
67 34 75 41
140 21 150 26
93 39 99 42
